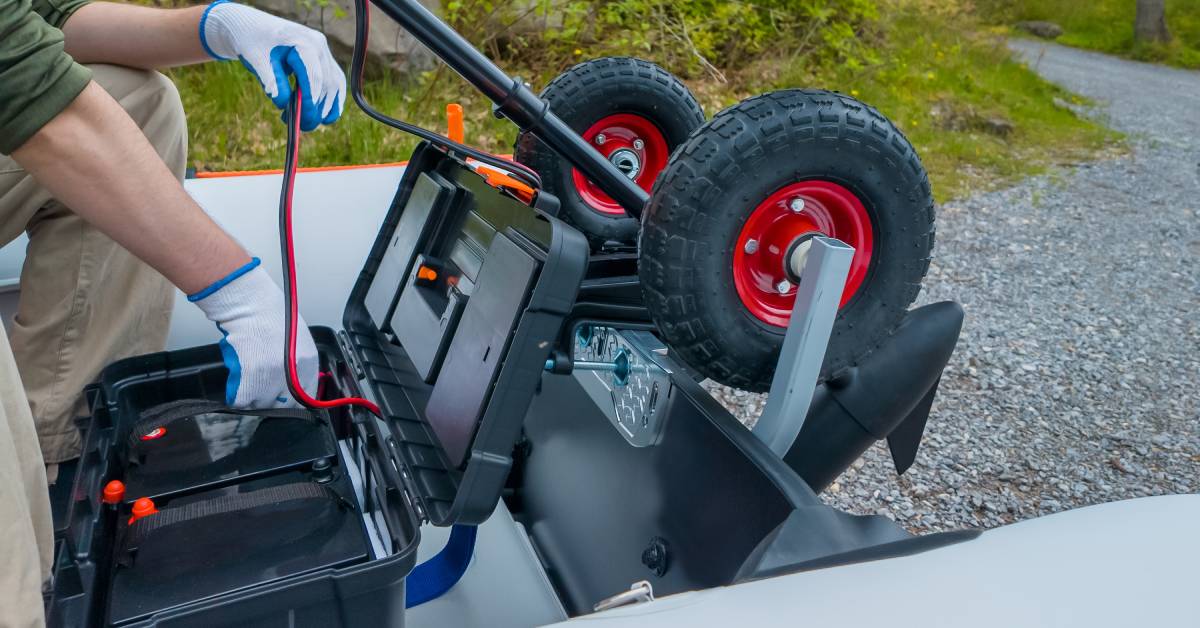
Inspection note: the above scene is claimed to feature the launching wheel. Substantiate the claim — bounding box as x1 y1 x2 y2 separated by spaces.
640 89 936 392
514 57 705 249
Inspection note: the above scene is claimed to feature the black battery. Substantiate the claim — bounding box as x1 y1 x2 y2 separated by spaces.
122 401 337 501
107 469 369 626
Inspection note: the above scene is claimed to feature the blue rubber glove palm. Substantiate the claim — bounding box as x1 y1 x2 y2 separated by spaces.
189 258 319 409
200 1 346 131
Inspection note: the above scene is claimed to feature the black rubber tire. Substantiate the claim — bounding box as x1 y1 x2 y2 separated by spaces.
514 57 705 249
640 89 936 392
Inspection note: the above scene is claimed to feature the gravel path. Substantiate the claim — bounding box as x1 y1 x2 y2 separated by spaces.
707 40 1200 532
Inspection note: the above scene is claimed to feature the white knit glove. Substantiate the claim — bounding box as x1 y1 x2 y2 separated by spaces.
199 1 346 131
188 258 318 408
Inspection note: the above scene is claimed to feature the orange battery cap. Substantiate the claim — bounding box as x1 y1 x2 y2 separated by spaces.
128 497 158 524
102 480 125 505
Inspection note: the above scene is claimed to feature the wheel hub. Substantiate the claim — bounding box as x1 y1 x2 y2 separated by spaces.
784 232 822 280
608 148 642 180
573 113 669 216
732 180 875 327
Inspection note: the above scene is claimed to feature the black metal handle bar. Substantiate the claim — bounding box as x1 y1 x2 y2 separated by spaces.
369 0 650 218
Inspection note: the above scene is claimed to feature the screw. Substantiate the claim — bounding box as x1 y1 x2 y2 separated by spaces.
642 537 670 577
789 198 806 213
633 139 645 150
775 279 792 294
744 239 759 254
595 133 607 145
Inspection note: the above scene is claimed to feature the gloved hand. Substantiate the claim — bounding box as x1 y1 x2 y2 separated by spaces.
188 258 318 408
199 1 346 131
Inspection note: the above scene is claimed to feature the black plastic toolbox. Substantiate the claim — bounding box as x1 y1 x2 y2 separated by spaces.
48 330 421 627
47 143 589 627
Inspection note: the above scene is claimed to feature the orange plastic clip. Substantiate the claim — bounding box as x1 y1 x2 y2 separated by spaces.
128 497 158 524
417 265 439 282
475 165 536 204
447 103 464 144
102 480 125 505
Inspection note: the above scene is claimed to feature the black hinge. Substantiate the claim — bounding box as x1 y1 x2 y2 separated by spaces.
385 435 429 523
335 330 367 380
333 330 428 523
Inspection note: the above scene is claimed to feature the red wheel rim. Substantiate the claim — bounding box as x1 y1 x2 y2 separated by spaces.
733 181 875 327
572 114 669 216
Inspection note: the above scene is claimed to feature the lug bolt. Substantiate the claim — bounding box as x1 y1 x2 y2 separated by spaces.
776 279 792 294
595 133 607 145
633 139 645 150
789 198 806 213
744 239 759 254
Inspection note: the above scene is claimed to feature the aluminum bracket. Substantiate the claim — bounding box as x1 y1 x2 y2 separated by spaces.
751 236 855 456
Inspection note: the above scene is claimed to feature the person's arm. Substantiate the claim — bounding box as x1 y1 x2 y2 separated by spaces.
61 2 209 69
61 1 346 131
12 81 246 293
12 82 317 408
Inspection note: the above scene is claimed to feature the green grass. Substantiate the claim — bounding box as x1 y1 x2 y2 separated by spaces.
981 0 1200 68
173 3 1119 202
781 9 1119 199
170 63 518 173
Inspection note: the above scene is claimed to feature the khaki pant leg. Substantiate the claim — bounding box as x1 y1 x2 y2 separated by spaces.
0 65 185 464
0 330 51 628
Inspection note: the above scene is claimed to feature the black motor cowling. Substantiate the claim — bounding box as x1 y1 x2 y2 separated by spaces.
784 301 964 492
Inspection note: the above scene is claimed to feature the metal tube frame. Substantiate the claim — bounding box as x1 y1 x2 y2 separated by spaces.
752 237 855 456
368 0 650 218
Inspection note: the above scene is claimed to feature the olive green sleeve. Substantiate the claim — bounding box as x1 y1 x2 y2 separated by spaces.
32 0 92 30
0 0 93 155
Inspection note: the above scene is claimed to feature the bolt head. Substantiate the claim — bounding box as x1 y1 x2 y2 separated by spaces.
789 198 806 213
744 239 759 254
595 133 607 145
633 139 645 150
775 279 793 294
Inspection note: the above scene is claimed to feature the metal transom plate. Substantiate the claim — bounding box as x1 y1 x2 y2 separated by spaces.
571 327 673 447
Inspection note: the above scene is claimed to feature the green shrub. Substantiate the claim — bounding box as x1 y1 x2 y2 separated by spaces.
445 0 882 79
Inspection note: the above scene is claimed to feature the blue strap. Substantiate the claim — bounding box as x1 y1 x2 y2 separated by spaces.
406 524 477 608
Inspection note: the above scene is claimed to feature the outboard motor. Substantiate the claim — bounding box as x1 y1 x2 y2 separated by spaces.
784 301 964 492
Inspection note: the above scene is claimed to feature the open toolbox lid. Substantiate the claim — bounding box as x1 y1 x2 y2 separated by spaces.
335 142 588 526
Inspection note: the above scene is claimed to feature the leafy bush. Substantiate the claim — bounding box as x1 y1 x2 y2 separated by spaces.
444 0 882 80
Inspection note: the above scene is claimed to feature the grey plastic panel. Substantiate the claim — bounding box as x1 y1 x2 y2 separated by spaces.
425 234 538 466
367 172 450 328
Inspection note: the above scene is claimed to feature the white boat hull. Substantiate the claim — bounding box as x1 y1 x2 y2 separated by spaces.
4 168 1196 627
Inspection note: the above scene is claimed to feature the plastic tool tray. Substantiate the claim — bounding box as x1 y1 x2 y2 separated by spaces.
47 142 588 627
